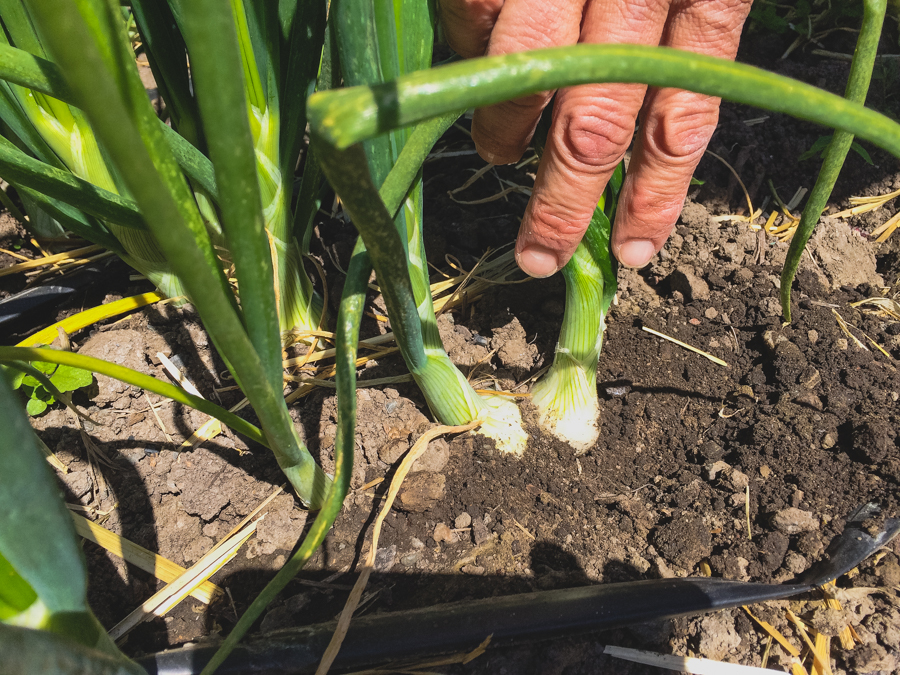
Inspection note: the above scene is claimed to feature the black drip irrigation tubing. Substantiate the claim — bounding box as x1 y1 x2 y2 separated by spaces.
139 503 899 675
0 258 117 340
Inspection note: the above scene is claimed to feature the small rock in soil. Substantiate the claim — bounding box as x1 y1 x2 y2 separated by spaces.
374 544 397 572
729 469 749 491
783 551 808 575
63 471 92 499
433 522 455 543
756 531 789 574
697 611 741 660
651 513 712 570
771 507 818 535
850 643 897 674
397 472 445 512
808 217 883 290
411 437 450 473
250 494 308 556
878 557 900 587
725 556 750 581
699 441 725 462
472 517 491 545
852 420 893 464
454 512 472 529
706 460 731 480
669 266 710 302
378 437 408 464
489 316 538 377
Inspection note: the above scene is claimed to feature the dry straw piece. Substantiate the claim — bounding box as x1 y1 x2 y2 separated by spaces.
641 326 729 367
108 517 261 641
69 511 221 604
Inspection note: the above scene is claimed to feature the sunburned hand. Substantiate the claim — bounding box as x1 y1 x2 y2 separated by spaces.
440 0 753 276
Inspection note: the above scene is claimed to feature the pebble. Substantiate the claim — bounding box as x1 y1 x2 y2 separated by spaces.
472 517 491 545
400 552 419 567
670 267 710 302
807 329 819 345
433 522 455 544
454 512 472 529
706 460 731 481
461 564 485 576
821 432 837 449
704 307 718 320
410 537 425 550
772 507 818 535
798 367 822 390
783 551 808 574
729 469 749 491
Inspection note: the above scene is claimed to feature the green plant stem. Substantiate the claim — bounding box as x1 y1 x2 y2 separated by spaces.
0 41 218 198
780 0 886 321
178 0 281 392
308 44 900 159
0 346 268 447
0 136 145 229
200 106 455 673
316 143 427 370
199 241 361 675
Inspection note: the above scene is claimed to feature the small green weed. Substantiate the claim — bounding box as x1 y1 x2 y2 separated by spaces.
799 134 874 164
10 358 92 416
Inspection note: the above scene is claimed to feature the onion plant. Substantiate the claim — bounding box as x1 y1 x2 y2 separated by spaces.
0 0 326 337
326 0 527 455
0 0 331 508
530 157 622 453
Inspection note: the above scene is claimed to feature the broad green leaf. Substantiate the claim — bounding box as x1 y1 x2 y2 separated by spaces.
8 369 25 389
25 396 47 416
49 364 92 393
0 367 87 617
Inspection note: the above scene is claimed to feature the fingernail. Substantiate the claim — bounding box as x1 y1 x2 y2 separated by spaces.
615 239 656 268
516 244 560 278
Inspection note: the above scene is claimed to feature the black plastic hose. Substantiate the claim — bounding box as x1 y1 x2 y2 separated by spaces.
138 503 898 675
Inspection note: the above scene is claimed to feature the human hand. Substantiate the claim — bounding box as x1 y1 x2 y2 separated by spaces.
440 0 752 276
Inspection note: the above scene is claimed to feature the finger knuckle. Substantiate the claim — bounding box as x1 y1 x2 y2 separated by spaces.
527 199 592 242
555 106 634 172
650 99 719 164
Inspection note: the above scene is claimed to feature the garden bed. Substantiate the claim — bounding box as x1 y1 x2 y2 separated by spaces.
7 35 900 675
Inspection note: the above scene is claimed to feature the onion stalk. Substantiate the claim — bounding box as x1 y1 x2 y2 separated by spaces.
329 0 527 455
0 17 181 297
530 164 621 452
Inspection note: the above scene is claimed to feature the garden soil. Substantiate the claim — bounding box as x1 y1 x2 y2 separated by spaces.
7 28 900 675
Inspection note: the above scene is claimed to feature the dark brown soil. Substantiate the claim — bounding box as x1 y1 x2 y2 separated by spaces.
8 27 900 675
